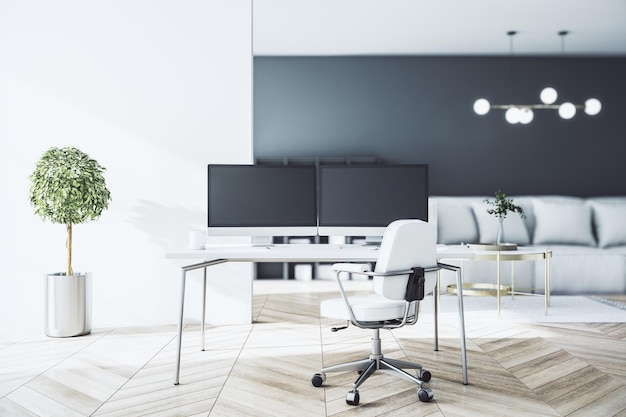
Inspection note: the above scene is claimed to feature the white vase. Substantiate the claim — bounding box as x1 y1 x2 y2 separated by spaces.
496 218 504 245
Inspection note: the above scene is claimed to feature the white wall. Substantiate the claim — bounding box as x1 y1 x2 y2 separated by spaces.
0 1 253 331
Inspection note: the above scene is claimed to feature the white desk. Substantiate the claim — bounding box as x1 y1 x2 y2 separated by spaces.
165 244 473 386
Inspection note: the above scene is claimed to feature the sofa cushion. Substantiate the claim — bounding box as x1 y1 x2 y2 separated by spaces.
532 198 595 246
537 244 626 294
509 196 536 241
471 201 530 245
589 197 626 248
435 199 479 244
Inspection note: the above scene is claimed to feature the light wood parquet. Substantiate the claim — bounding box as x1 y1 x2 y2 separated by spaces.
1 280 625 416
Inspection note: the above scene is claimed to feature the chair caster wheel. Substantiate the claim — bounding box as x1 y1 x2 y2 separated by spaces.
418 387 434 402
311 373 326 387
419 369 432 382
346 390 360 406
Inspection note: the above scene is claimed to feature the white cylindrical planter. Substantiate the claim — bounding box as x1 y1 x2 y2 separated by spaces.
45 273 92 337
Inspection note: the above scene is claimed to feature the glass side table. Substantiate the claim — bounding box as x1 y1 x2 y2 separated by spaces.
441 245 552 316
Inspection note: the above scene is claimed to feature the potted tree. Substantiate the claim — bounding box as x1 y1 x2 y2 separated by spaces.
484 190 525 246
29 146 112 337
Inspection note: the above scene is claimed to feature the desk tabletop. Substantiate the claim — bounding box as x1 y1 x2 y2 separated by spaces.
166 244 379 262
165 243 476 263
437 245 552 261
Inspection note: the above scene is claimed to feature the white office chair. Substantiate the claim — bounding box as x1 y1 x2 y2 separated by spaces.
311 219 439 406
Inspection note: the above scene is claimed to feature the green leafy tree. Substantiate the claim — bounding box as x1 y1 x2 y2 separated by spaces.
484 190 525 219
29 147 112 276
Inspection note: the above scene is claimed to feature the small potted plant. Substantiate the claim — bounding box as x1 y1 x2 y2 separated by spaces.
484 190 525 245
29 146 112 337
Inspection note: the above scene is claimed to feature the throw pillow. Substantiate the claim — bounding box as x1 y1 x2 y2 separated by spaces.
436 201 478 244
532 198 595 246
589 198 626 248
471 202 530 245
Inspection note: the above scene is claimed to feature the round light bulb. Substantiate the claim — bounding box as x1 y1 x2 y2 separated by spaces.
540 87 558 104
584 98 601 116
473 98 490 115
505 107 521 124
519 107 534 124
558 102 576 119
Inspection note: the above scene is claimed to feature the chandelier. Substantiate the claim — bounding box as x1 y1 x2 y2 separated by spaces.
473 31 602 124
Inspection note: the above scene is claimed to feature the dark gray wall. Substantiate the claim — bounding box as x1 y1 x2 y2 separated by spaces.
254 56 626 196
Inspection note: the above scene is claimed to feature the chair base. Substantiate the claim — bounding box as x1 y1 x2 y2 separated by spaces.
312 329 434 405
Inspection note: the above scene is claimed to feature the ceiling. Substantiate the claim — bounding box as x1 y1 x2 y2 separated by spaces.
253 0 626 56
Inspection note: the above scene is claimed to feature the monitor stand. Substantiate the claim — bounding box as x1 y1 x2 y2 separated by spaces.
252 236 273 247
364 236 382 246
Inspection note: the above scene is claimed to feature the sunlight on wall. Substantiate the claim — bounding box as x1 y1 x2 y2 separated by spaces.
0 0 253 331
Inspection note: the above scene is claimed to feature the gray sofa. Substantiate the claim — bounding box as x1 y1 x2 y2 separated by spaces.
431 195 626 294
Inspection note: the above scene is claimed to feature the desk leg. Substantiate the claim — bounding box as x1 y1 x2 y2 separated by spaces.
201 267 207 351
545 251 551 313
455 266 468 385
174 270 187 385
439 263 468 385
434 272 439 351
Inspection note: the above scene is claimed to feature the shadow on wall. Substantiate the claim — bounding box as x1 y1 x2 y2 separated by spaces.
128 199 205 249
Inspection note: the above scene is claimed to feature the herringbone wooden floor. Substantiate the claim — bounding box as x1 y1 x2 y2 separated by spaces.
1 280 626 416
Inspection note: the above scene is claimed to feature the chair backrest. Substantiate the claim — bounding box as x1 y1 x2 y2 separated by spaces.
373 219 438 300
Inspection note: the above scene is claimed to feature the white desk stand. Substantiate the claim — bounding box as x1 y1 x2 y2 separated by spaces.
166 244 473 386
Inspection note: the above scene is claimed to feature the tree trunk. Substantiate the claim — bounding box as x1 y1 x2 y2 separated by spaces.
66 222 73 276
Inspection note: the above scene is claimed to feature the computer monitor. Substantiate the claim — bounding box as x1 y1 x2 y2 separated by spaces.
317 164 428 239
207 164 318 238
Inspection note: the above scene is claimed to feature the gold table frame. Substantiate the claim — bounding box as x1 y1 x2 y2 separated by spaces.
443 247 552 316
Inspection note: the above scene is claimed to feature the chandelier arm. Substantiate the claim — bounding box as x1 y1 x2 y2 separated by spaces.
490 104 584 110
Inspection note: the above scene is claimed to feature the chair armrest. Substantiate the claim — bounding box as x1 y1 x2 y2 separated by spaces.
329 263 442 330
332 263 439 277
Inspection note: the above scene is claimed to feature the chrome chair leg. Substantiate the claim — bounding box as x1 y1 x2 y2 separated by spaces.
313 328 433 405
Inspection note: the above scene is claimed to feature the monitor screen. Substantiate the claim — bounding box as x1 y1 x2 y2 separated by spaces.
318 164 428 237
207 164 317 237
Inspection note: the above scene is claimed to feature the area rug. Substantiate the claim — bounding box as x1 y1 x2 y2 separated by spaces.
420 294 626 323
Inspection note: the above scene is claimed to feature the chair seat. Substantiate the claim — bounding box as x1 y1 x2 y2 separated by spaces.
321 294 408 322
